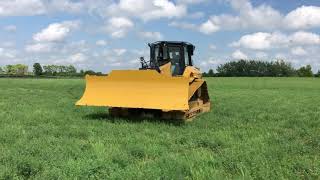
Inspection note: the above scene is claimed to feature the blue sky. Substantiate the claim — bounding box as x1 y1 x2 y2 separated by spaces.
0 0 320 72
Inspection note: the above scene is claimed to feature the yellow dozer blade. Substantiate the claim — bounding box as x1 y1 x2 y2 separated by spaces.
76 70 191 111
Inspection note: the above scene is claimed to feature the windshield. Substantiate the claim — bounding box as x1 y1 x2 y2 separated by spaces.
168 46 182 75
150 43 185 75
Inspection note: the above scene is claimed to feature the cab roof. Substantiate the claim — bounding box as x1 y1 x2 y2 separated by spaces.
149 41 194 47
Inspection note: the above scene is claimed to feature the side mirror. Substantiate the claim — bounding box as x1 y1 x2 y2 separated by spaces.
140 56 148 69
140 56 145 63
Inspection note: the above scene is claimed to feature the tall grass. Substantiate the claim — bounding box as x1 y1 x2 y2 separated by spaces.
0 78 319 179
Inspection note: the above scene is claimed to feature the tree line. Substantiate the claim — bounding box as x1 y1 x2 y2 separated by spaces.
203 60 320 77
1 60 319 77
0 63 103 77
0 64 29 75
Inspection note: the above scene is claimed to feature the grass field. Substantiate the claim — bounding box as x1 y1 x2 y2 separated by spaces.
0 77 319 179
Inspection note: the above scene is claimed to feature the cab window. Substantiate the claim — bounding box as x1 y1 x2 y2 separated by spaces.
168 46 183 75
184 46 189 66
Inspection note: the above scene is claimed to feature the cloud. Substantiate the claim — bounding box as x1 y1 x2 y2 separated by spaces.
230 32 276 50
136 0 187 21
197 0 320 34
110 62 122 67
199 20 220 34
0 0 46 16
169 21 197 30
232 49 248 59
26 21 80 53
129 59 140 65
0 0 188 21
255 52 268 59
188 11 205 19
104 17 134 38
3 25 17 32
275 53 287 60
172 0 285 34
228 0 282 29
209 44 216 50
107 0 187 21
0 0 96 16
139 31 163 40
33 21 80 42
1 41 15 48
0 47 17 59
61 40 89 54
228 30 320 71
96 40 107 46
131 49 145 56
231 31 320 50
68 53 87 63
176 0 208 4
169 20 222 35
291 47 307 56
23 40 93 69
48 0 85 14
284 6 320 29
289 31 320 45
25 43 54 53
197 0 282 34
25 39 89 55
113 49 127 56
199 58 228 70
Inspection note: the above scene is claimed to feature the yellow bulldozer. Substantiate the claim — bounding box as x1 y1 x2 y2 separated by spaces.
76 41 210 120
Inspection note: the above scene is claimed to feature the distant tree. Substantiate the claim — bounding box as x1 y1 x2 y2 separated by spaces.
297 65 313 77
15 64 28 75
43 65 54 75
216 60 296 77
271 60 296 77
33 63 43 76
79 69 84 75
84 70 96 75
4 64 28 75
315 70 320 77
208 69 215 77
5 65 15 74
83 70 103 75
66 65 77 74
42 64 77 76
0 66 3 74
58 65 65 73
202 72 208 77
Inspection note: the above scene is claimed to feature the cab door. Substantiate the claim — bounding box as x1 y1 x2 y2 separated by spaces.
167 45 184 75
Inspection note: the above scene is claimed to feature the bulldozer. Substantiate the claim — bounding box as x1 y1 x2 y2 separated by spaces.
76 41 210 120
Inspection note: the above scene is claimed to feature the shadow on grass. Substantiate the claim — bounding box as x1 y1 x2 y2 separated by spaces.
84 112 185 126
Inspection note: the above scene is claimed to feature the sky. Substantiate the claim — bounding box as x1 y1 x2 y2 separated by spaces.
0 0 320 73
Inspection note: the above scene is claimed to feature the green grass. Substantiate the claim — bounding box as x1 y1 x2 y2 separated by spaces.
0 77 319 179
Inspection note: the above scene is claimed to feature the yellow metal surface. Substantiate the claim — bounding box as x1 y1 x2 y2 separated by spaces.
159 62 172 77
76 70 190 110
188 79 204 100
183 66 202 82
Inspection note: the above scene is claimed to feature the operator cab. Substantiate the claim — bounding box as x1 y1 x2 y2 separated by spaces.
148 41 195 76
